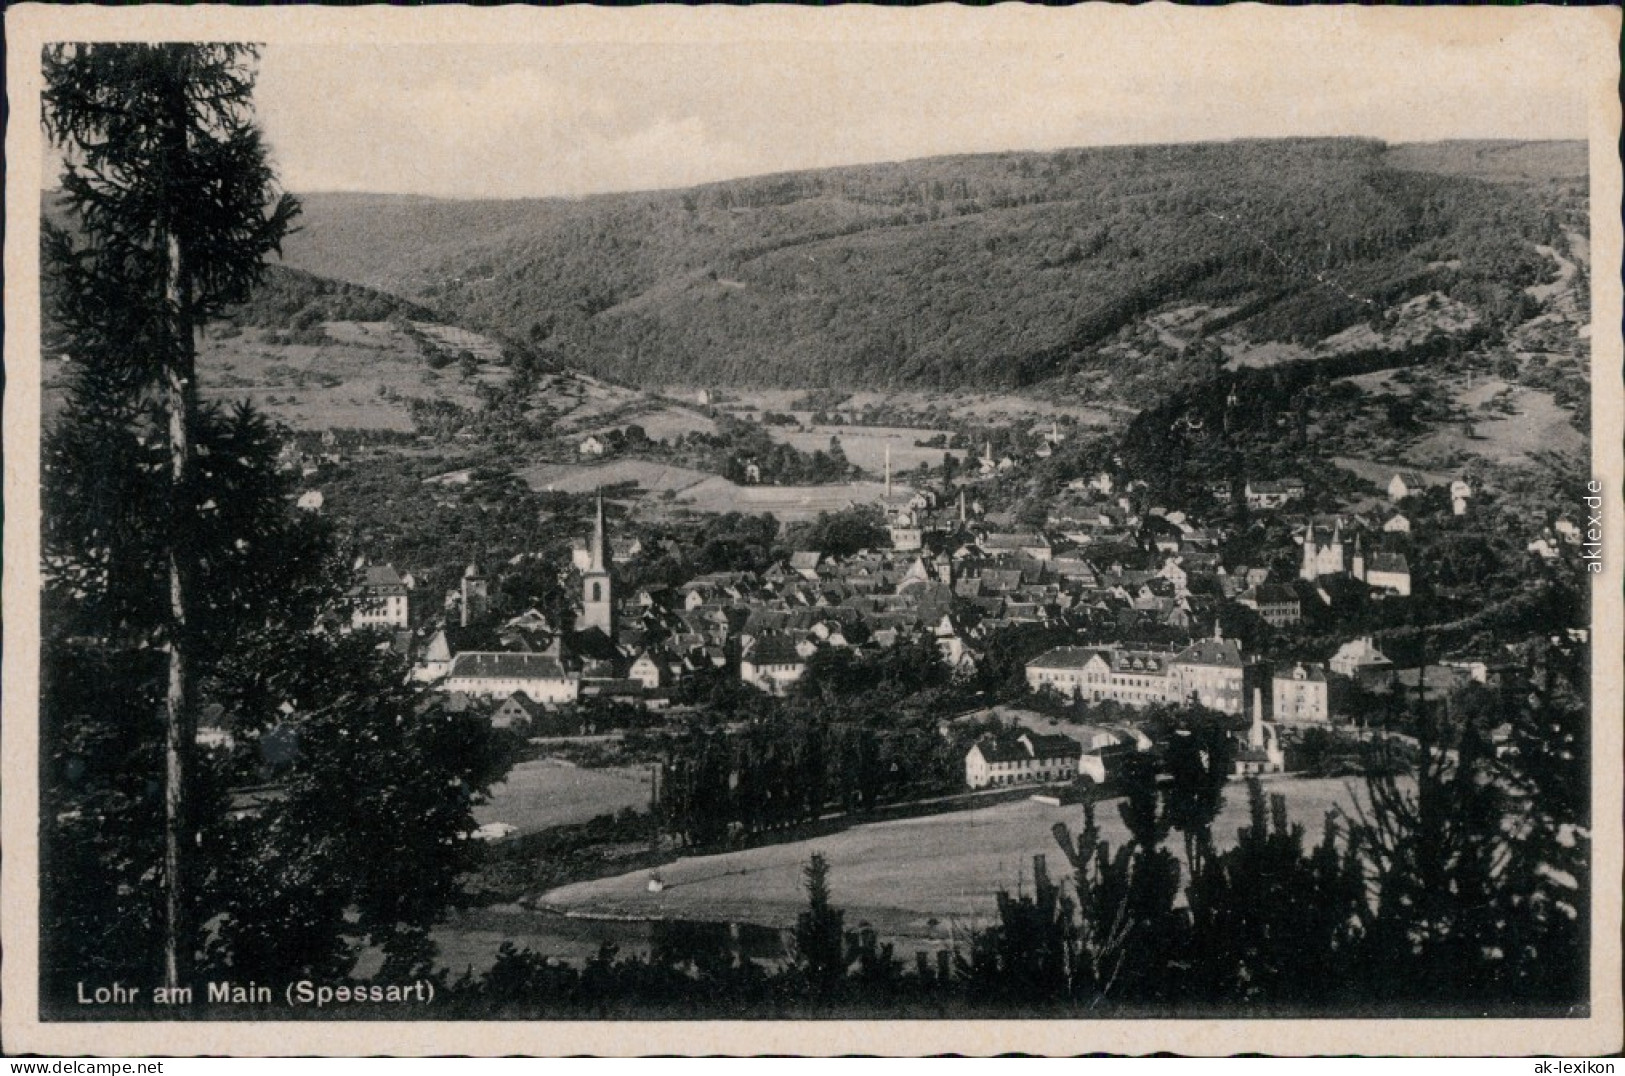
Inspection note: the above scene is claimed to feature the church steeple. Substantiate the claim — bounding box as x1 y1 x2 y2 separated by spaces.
581 491 613 635
589 491 607 573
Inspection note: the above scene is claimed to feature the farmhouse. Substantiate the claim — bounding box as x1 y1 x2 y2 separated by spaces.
579 435 607 458
446 651 581 706
965 730 1084 789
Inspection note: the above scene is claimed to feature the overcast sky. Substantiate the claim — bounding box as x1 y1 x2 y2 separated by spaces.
79 9 1609 200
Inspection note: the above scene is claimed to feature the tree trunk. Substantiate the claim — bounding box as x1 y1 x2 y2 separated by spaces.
163 229 197 992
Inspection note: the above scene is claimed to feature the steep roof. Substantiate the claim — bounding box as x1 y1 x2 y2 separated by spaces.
449 651 574 681
1332 636 1392 666
1109 649 1174 674
1027 646 1104 671
1173 637 1245 668
357 563 407 592
972 730 1082 764
1245 583 1300 605
1366 551 1410 574
983 532 1049 550
1274 662 1328 683
746 635 806 666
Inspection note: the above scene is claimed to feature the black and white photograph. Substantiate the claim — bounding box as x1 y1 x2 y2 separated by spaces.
3 3 1621 1057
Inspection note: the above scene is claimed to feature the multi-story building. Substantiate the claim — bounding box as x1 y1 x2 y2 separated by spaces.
1169 635 1248 715
1238 583 1301 627
1272 662 1331 724
965 730 1084 789
445 651 581 706
1026 646 1175 709
351 563 411 630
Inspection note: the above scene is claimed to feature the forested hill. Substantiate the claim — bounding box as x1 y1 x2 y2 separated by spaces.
280 138 1587 392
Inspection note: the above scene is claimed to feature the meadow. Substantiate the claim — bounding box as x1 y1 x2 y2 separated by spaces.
518 458 714 496
765 424 950 474
474 757 656 836
538 776 1372 950
676 476 906 522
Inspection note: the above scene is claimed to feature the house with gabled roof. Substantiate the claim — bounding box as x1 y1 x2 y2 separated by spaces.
965 730 1085 789
740 634 809 696
490 691 546 730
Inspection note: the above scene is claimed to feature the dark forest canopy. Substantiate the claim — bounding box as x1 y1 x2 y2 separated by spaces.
263 137 1585 392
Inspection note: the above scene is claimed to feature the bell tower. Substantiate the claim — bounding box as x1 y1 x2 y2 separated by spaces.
580 492 614 635
461 559 488 627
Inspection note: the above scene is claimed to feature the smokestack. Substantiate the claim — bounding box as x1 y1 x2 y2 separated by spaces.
1250 687 1265 750
885 444 892 499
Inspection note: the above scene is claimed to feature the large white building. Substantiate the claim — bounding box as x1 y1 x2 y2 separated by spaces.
1026 646 1174 709
1026 634 1251 716
445 652 581 706
350 563 411 630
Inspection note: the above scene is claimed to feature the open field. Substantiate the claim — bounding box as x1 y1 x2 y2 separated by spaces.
539 776 1373 947
415 322 506 362
197 320 497 431
676 476 906 522
1331 456 1452 492
474 758 655 836
766 424 950 474
1219 339 1311 369
518 458 714 495
1417 382 1584 466
619 403 717 441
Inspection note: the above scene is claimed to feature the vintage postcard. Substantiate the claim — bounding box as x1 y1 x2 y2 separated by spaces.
3 2 1621 1057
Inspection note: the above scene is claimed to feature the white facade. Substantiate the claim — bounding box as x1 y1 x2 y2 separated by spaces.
1272 663 1330 723
965 732 1083 790
445 652 581 705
